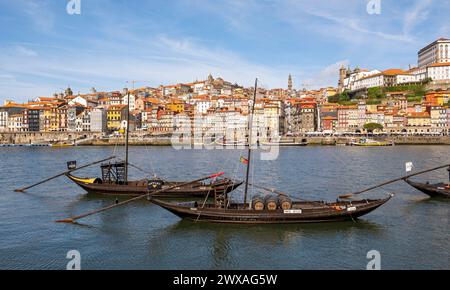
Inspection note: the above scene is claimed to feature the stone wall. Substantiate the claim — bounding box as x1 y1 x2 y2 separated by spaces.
0 132 103 145
2 132 450 146
305 136 450 145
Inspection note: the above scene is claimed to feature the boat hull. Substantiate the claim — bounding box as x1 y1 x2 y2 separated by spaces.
261 142 308 147
350 142 393 147
150 195 392 224
404 179 450 198
66 174 243 198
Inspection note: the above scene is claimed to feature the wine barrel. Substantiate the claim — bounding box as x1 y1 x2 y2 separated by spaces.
278 195 292 210
252 196 265 210
264 195 278 211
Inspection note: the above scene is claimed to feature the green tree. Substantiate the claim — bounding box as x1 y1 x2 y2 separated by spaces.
328 90 350 103
364 123 383 133
423 77 433 84
367 87 384 99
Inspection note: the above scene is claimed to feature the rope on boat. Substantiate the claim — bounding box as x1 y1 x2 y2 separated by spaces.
14 156 116 192
226 156 242 205
249 183 289 197
194 149 231 222
128 162 156 178
55 172 225 224
339 163 450 199
143 138 157 178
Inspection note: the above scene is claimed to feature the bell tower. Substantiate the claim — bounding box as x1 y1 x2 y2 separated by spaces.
338 65 347 93
288 74 293 92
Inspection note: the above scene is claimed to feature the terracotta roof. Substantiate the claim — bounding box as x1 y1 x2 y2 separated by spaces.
144 97 163 104
382 69 409 75
428 62 450 68
337 105 358 110
407 112 430 118
108 104 127 109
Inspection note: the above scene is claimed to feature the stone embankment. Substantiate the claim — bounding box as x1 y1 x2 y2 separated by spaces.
1 132 450 146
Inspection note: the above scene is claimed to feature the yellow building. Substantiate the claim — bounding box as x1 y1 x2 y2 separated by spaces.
366 104 379 113
107 105 127 131
406 112 430 126
167 102 184 113
42 107 52 132
323 87 337 97
263 105 284 137
406 112 431 134
425 91 449 106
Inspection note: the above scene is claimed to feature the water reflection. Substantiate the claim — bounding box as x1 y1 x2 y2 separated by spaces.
143 218 384 269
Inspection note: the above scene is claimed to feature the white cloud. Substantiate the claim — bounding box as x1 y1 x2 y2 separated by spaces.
15 46 38 57
302 8 413 43
276 0 416 44
403 0 433 35
15 0 55 32
0 36 298 100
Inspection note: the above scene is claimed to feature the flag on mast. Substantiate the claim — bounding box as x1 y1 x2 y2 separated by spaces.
406 162 414 173
240 156 249 165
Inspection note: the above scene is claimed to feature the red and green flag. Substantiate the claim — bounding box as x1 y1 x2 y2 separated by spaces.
240 156 249 165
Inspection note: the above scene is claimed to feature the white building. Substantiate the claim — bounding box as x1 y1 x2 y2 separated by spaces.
0 106 24 132
122 94 136 111
352 69 416 90
191 82 206 94
7 114 24 132
418 38 450 68
427 62 450 81
430 106 448 134
344 69 381 91
408 66 428 82
90 108 107 132
68 96 97 107
195 100 212 114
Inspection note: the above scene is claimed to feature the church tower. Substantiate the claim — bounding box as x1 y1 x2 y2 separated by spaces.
207 73 214 84
338 66 347 93
288 74 293 92
65 86 73 97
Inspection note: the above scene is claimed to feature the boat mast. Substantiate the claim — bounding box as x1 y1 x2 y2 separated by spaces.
243 78 258 207
124 90 130 183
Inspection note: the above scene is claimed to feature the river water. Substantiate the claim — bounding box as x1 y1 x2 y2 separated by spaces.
0 145 449 269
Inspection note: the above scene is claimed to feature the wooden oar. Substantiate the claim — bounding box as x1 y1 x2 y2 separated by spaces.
249 183 289 197
55 172 225 224
14 156 116 192
339 163 450 199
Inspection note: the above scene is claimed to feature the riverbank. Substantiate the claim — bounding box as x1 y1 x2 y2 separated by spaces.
2 132 450 146
80 136 450 146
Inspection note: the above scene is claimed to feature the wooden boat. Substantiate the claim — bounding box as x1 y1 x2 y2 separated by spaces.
0 143 51 147
66 169 242 198
350 138 393 147
54 162 450 224
261 138 308 147
404 179 450 198
150 195 392 224
147 79 393 224
51 142 75 148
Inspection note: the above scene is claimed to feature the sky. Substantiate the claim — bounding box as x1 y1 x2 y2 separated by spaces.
0 0 449 102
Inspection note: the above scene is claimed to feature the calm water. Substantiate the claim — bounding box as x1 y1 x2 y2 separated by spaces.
0 145 449 270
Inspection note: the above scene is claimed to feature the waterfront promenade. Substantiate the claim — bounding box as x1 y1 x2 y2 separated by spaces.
1 132 450 146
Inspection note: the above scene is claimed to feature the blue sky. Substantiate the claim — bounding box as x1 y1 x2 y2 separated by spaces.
0 0 449 102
